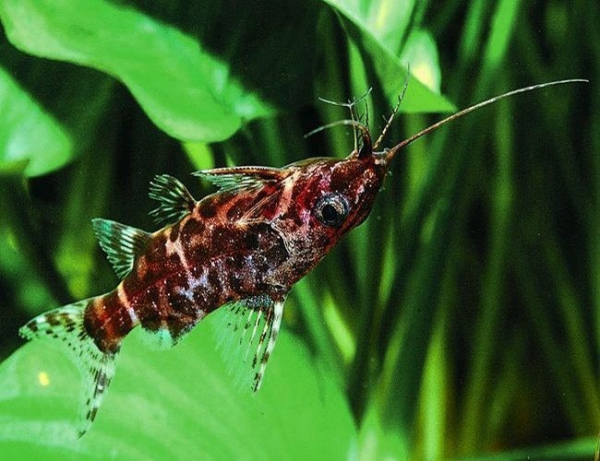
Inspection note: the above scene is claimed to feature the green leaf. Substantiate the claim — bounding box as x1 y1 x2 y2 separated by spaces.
0 0 319 142
323 0 417 54
358 399 409 461
322 0 455 112
400 29 442 93
0 65 70 177
0 33 113 177
0 311 356 459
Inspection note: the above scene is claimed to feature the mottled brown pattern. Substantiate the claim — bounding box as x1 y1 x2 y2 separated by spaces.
84 151 387 354
198 199 217 218
169 221 180 242
83 291 132 353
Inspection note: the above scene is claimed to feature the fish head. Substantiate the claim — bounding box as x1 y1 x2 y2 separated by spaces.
262 135 390 277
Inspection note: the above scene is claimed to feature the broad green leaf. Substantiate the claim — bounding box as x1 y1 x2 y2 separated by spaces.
400 29 442 93
0 66 70 176
322 0 455 113
0 0 319 142
0 34 113 177
0 311 356 459
324 0 416 54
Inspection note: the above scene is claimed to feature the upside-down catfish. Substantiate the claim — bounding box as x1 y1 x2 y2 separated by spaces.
19 79 586 436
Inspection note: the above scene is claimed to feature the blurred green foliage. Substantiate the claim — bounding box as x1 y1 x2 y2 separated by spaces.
0 0 597 459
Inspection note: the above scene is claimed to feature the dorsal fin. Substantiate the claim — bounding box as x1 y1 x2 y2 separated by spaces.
193 166 288 193
92 218 150 279
148 174 196 225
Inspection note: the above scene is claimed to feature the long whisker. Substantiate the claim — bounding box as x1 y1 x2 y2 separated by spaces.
383 79 588 165
318 89 373 154
373 66 411 151
304 119 373 158
318 87 373 109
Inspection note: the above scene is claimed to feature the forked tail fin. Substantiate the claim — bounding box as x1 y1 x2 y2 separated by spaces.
19 300 119 437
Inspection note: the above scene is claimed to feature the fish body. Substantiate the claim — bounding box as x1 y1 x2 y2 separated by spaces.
87 155 385 353
18 79 585 436
21 150 387 435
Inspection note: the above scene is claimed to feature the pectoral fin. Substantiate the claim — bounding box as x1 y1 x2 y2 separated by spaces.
213 294 286 392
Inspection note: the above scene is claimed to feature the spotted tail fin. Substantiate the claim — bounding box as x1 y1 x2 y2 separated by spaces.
19 300 119 437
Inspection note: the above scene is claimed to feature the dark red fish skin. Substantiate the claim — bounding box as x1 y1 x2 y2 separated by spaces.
84 151 388 353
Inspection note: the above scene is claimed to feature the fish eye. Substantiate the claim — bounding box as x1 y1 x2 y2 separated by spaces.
314 194 349 227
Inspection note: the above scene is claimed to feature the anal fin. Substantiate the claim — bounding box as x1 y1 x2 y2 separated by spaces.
92 218 150 279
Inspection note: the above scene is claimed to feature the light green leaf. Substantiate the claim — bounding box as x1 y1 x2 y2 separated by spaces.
0 0 319 142
0 67 72 175
400 29 442 94
0 65 70 177
325 0 416 54
0 311 356 459
358 399 409 461
322 0 455 112
0 33 113 177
